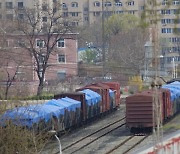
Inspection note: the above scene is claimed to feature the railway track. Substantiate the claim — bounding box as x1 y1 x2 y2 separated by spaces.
55 117 126 154
105 135 149 154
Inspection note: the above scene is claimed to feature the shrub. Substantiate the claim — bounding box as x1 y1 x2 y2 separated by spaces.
0 102 53 154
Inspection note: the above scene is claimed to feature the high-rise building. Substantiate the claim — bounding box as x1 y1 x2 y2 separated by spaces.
0 0 179 75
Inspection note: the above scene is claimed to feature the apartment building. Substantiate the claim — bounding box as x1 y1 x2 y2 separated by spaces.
60 0 179 59
157 0 180 71
0 32 78 96
0 0 179 72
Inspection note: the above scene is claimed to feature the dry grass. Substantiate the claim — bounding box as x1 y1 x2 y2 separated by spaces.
0 101 52 154
163 114 180 132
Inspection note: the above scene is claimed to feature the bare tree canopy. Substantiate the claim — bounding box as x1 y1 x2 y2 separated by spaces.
11 5 75 95
78 14 147 77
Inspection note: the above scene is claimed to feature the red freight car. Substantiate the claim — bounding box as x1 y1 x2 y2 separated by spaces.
76 84 110 113
126 89 171 133
101 82 121 107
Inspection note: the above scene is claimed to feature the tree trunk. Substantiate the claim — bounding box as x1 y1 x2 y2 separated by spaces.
5 85 9 100
37 79 44 96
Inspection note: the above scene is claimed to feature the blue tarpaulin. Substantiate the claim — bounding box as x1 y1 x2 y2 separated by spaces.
61 97 81 109
0 103 65 127
80 89 101 105
45 99 73 111
162 84 180 101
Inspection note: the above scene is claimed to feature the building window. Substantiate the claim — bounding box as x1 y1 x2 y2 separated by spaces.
104 1 112 7
173 9 180 14
18 14 24 20
161 10 171 14
6 2 13 9
161 18 172 24
18 2 23 9
71 2 78 7
84 17 88 21
0 3 2 9
161 28 172 33
62 3 67 8
170 37 180 43
173 0 180 5
57 71 66 80
93 12 101 16
162 0 168 5
115 2 122 6
57 39 65 48
72 21 78 26
58 54 65 63
128 11 135 14
94 1 100 7
6 14 13 20
42 17 47 22
140 6 144 10
116 11 123 14
174 19 180 24
36 39 45 48
16 39 25 47
53 7 57 13
64 22 69 27
174 28 180 33
127 1 134 6
105 11 112 17
84 7 88 11
71 12 78 16
42 5 48 11
63 12 68 17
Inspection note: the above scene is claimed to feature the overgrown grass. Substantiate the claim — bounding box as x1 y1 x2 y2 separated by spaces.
163 114 180 131
24 94 54 100
163 123 180 131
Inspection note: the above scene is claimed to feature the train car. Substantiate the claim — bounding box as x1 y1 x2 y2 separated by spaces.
0 81 121 133
0 98 81 132
126 81 180 133
162 81 180 115
76 84 110 113
77 82 120 112
101 82 121 107
54 89 102 122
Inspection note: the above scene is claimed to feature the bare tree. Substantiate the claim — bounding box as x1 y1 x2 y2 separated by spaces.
103 14 148 76
14 3 75 95
107 28 147 74
0 23 27 99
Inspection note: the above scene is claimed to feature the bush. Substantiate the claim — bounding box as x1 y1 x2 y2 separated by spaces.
0 102 53 154
0 124 51 154
24 94 54 100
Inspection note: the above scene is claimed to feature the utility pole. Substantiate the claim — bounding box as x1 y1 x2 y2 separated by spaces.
102 0 106 78
150 0 163 151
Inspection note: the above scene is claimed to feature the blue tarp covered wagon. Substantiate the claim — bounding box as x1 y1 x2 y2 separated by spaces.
0 103 66 131
162 82 180 115
80 89 101 119
46 99 71 129
46 97 81 129
61 97 81 126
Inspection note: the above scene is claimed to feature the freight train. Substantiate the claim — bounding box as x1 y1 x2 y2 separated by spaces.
126 81 180 133
0 82 120 133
